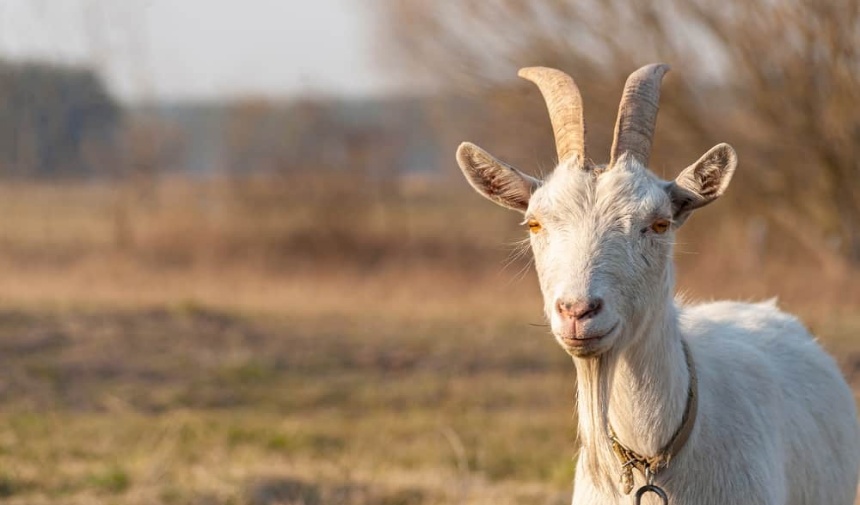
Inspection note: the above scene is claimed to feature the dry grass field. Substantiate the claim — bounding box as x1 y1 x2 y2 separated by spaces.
0 178 857 504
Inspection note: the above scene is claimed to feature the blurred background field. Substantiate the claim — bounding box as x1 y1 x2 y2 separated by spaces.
0 1 858 504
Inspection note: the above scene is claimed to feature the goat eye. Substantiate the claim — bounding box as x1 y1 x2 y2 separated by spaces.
650 218 671 234
526 219 542 233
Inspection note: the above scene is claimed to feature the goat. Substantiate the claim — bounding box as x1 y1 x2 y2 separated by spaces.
455 64 860 505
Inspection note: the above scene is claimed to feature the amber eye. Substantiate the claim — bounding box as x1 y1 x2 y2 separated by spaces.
526 219 542 233
650 218 671 234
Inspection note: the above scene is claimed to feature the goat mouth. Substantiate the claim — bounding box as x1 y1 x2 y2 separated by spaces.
559 322 620 347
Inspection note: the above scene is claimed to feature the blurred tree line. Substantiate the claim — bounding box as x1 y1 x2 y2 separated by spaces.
0 57 446 256
6 0 860 272
0 57 434 214
0 60 121 178
374 0 860 269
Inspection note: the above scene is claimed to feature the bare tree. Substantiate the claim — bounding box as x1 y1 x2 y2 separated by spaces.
374 0 860 267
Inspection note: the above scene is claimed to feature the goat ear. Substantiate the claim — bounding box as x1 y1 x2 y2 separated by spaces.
456 142 539 212
667 143 737 226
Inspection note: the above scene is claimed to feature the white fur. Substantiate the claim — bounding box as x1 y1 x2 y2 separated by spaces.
458 150 860 504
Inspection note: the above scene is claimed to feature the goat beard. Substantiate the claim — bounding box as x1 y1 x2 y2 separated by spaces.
574 352 620 496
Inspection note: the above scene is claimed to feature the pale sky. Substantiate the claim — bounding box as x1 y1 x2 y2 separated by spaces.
0 0 397 102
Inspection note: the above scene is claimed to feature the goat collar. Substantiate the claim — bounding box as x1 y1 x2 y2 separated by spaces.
608 338 698 495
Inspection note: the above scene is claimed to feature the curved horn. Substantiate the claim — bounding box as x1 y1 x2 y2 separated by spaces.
609 63 670 168
518 67 587 166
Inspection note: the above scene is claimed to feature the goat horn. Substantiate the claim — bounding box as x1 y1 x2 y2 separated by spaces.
609 63 670 168
518 67 587 166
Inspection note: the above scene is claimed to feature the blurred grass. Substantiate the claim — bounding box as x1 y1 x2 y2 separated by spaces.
0 178 856 504
0 176 854 310
0 308 578 504
0 306 856 505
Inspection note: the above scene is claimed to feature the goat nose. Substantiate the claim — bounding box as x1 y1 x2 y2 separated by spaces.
556 297 604 320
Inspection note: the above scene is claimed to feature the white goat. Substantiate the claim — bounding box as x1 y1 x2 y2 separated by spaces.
456 64 860 505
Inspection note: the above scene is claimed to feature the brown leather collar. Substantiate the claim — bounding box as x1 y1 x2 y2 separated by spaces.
609 339 698 494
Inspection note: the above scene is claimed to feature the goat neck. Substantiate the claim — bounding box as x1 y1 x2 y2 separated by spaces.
572 282 691 492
